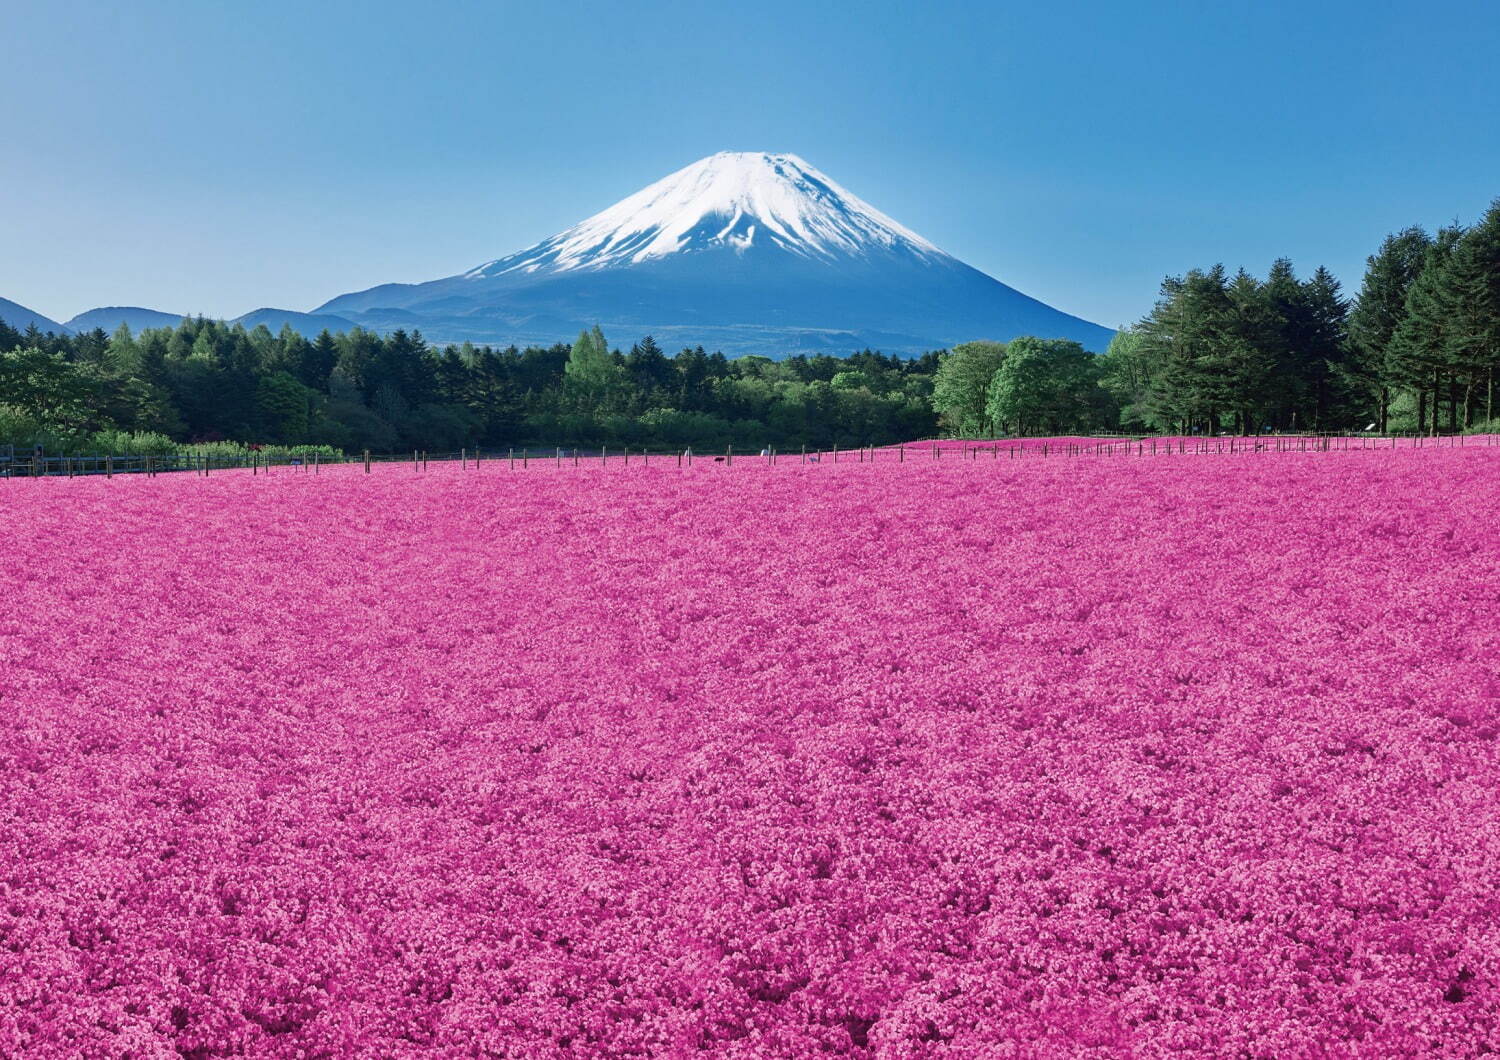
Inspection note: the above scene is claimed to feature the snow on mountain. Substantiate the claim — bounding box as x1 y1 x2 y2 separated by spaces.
463 152 946 278
318 151 1115 355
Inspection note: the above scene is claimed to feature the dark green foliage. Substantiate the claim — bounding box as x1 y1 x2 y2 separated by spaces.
1346 227 1432 430
1129 259 1353 434
0 316 945 451
1388 227 1464 432
1441 201 1500 426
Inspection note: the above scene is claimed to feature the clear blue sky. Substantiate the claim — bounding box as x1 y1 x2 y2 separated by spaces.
4 0 1498 330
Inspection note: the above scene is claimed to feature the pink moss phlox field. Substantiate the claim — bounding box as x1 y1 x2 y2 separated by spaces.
874 434 1499 456
3 450 1500 1055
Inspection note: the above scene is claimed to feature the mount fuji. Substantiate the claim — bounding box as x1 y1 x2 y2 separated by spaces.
317 152 1114 355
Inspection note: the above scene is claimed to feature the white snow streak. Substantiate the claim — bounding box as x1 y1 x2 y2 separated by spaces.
466 152 948 279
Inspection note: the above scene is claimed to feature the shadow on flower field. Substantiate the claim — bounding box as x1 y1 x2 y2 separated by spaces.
2 450 1498 1054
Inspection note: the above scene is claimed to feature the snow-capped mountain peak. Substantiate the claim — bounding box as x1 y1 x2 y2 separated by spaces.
463 151 949 279
314 150 1116 355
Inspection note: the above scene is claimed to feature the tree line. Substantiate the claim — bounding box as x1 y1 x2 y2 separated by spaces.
928 197 1500 438
0 318 941 454
1108 200 1500 436
5 195 1497 453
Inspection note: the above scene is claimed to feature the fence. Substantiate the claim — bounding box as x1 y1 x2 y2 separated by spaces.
5 433 1498 481
0 448 337 479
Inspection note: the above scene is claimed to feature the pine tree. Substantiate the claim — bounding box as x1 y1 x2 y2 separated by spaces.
1261 258 1306 427
1347 227 1431 432
106 324 141 376
1440 200 1500 426
1301 266 1350 429
299 330 339 393
1389 226 1464 433
1141 266 1245 433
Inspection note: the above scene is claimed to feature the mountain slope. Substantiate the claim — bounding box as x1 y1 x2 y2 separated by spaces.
0 296 71 335
231 308 360 336
321 151 1114 355
66 306 186 333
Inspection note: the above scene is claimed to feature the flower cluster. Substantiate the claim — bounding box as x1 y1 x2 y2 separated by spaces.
2 449 1498 1055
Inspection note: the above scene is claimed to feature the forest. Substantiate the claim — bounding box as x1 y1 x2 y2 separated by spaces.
2 197 1496 454
930 197 1500 438
0 321 941 455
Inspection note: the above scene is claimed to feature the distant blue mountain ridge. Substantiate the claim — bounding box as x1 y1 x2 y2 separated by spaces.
0 296 71 335
64 306 186 333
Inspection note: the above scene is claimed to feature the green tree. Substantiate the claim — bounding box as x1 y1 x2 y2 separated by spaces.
983 337 1101 436
1098 327 1157 430
931 340 1006 436
564 324 621 407
0 348 98 431
1389 226 1464 433
1441 200 1500 425
1347 227 1432 431
255 371 315 442
1139 266 1236 433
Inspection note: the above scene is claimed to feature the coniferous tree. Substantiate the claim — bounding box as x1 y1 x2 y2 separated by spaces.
1300 266 1351 428
1389 226 1464 433
1347 227 1431 432
1440 200 1500 425
298 330 339 392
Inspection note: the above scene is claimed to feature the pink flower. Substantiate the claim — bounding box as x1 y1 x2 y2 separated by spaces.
1 444 1497 1054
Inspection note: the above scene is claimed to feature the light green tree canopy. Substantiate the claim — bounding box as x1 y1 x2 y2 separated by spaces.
984 337 1099 436
565 324 620 398
931 340 1006 437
